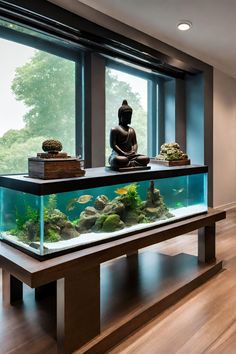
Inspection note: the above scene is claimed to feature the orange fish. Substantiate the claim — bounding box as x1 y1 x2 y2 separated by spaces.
115 187 128 195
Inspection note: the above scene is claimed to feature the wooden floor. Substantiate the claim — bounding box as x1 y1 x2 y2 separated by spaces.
109 209 236 354
0 209 236 354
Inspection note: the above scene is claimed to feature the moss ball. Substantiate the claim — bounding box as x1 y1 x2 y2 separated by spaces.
42 139 63 152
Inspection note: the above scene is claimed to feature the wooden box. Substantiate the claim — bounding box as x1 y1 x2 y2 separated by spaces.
151 158 191 166
28 157 85 179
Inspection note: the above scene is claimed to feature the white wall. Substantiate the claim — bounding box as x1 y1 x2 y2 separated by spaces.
213 68 236 208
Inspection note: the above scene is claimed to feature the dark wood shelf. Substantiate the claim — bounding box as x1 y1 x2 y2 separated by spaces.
0 163 208 195
84 252 222 353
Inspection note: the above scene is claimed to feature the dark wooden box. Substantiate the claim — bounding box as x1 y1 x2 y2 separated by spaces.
28 157 85 179
151 158 191 166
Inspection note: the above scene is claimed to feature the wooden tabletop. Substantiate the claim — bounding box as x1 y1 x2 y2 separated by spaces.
0 163 208 195
0 208 225 288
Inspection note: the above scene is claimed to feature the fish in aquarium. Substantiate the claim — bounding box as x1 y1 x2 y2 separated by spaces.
66 195 93 211
175 201 184 208
172 188 184 195
115 186 129 195
77 195 93 204
75 181 173 233
8 182 173 246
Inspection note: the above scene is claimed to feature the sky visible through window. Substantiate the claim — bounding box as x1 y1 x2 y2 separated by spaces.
0 42 148 138
111 69 147 111
0 38 35 136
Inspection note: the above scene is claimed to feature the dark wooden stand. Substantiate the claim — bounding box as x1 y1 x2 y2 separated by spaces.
0 209 226 354
151 158 191 166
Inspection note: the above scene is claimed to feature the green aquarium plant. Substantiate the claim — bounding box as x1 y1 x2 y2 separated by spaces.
116 183 142 210
26 205 39 222
46 228 61 242
47 194 57 212
14 205 39 233
11 193 80 244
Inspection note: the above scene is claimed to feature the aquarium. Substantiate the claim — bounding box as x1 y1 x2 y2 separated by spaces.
0 165 208 259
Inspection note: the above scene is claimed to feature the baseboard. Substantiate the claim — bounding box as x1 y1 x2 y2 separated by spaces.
215 201 236 211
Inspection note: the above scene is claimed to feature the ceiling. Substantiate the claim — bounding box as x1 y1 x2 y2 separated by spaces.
49 0 236 78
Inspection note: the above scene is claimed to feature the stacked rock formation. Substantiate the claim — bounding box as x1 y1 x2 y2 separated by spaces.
156 142 188 161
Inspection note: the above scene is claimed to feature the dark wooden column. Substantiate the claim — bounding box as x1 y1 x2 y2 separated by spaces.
126 251 138 257
198 224 216 263
2 270 23 305
57 265 100 354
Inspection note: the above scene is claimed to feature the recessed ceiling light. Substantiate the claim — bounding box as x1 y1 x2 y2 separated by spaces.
177 21 192 31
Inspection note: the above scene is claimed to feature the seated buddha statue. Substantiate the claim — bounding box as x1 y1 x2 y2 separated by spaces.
109 100 150 170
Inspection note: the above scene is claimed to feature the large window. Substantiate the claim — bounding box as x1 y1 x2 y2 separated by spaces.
0 23 76 174
0 17 176 174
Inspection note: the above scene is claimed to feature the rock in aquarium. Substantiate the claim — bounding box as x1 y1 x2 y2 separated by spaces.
72 181 173 234
28 139 85 179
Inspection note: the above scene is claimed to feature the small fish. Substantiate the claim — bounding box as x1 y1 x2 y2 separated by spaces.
77 195 93 204
173 188 184 195
115 187 128 195
66 195 93 211
66 198 78 211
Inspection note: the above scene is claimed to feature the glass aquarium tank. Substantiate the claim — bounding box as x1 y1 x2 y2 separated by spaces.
0 165 208 259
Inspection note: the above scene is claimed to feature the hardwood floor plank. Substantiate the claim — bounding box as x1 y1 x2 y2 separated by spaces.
109 210 236 354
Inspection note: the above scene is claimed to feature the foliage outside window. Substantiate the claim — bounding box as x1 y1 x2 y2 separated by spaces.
0 36 75 174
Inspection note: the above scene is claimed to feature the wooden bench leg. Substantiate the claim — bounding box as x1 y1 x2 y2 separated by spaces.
57 265 100 354
2 269 23 305
198 224 216 263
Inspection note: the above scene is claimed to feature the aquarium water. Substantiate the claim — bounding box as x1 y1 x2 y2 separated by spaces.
0 173 208 256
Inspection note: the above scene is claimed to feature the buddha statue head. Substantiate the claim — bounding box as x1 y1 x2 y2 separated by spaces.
118 100 133 126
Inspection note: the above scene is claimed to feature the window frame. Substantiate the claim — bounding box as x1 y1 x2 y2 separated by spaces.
0 18 83 174
106 59 171 158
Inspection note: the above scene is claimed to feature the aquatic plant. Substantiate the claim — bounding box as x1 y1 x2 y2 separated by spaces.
47 194 57 212
12 198 80 244
15 204 39 232
117 183 142 210
46 228 61 242
71 218 80 225
26 205 39 222
15 209 26 231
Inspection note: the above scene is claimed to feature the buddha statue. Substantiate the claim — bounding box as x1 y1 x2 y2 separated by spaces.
109 100 150 170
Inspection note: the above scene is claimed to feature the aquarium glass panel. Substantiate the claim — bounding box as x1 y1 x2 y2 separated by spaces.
0 187 42 255
0 173 207 257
